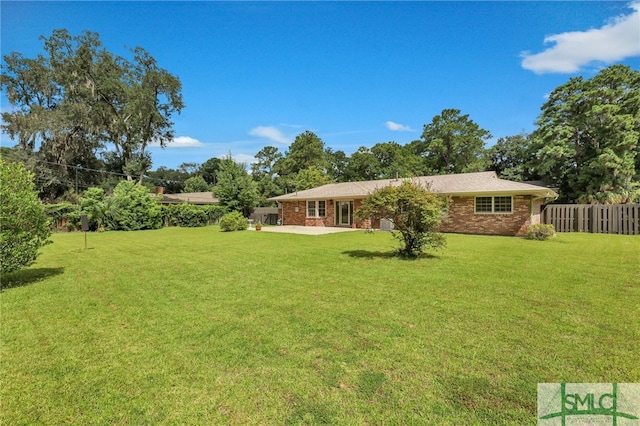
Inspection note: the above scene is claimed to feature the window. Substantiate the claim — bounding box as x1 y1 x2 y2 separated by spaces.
307 200 326 217
475 196 512 213
307 200 316 217
475 197 493 213
493 196 512 213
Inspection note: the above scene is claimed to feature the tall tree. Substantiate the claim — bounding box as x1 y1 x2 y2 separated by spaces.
416 109 491 174
178 162 200 176
199 157 222 185
251 146 283 204
275 130 328 176
1 29 183 188
532 65 640 203
293 167 333 191
325 147 349 182
214 157 259 216
371 141 425 178
274 131 331 194
344 146 381 181
488 132 539 182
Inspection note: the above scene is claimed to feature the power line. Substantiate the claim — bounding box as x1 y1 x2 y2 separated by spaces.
1 152 184 185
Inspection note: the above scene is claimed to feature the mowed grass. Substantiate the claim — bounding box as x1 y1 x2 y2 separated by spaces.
1 227 638 425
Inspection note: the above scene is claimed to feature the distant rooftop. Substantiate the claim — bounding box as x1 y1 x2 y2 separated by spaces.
159 192 218 205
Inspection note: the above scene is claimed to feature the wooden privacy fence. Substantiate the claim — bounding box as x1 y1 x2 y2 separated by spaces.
543 204 640 235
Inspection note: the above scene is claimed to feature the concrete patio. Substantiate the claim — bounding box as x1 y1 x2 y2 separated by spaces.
254 225 361 235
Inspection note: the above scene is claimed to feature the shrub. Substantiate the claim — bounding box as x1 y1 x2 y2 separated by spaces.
44 203 81 231
355 181 446 258
163 203 210 227
162 204 227 227
110 181 162 231
219 211 248 232
80 188 107 231
208 205 228 224
0 158 52 273
526 223 556 240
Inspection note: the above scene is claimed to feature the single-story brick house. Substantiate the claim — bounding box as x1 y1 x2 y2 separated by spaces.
269 171 558 236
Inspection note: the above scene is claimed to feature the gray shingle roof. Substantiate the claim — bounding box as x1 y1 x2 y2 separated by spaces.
160 192 219 204
269 171 558 201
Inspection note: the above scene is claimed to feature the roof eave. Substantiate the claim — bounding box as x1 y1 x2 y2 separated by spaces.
444 189 558 198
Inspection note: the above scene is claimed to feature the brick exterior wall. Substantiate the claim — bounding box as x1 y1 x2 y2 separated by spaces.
439 195 541 236
278 195 543 236
279 200 371 228
280 201 336 227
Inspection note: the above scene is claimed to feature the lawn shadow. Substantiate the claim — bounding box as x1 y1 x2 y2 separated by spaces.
342 250 441 260
1 267 65 290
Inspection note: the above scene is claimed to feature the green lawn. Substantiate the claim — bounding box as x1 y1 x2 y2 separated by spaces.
1 228 638 425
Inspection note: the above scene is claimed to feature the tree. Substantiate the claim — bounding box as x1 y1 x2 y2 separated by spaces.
251 146 283 203
213 157 259 216
532 65 640 203
1 29 183 186
415 109 491 174
371 141 426 178
0 157 51 274
344 146 381 181
488 132 539 182
276 130 327 175
178 162 200 176
325 148 349 182
183 176 210 193
199 157 222 185
355 181 446 258
146 166 188 193
293 167 333 191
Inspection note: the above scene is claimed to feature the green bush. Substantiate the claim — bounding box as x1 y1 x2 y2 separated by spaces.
0 158 52 273
163 203 210 227
44 203 81 231
355 180 446 258
111 181 162 231
80 187 121 231
526 223 556 240
208 205 228 224
219 211 248 232
162 204 227 227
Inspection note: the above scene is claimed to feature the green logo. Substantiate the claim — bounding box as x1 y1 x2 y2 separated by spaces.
538 383 640 425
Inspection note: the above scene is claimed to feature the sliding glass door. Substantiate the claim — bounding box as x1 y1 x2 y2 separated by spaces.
337 201 353 226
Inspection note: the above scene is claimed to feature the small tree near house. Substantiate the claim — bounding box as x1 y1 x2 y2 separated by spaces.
355 181 447 258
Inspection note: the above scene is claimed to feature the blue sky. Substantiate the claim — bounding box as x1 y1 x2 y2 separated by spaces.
2 1 639 170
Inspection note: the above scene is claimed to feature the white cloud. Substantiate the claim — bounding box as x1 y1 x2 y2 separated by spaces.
231 153 257 165
385 121 413 132
150 136 205 148
248 126 290 144
521 2 640 74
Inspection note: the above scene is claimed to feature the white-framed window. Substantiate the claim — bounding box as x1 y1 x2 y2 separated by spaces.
307 200 326 217
475 196 513 213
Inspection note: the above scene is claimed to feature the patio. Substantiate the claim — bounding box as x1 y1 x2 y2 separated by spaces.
255 225 362 235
